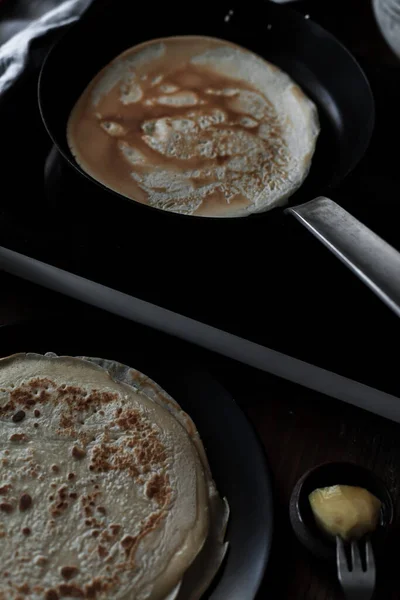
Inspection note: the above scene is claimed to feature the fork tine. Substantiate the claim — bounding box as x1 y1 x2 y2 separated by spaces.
351 540 364 571
365 538 375 571
336 536 348 574
351 540 363 572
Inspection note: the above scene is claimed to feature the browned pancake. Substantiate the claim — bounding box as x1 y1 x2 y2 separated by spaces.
67 35 319 217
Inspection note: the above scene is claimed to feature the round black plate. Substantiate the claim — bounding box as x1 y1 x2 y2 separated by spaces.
0 318 273 600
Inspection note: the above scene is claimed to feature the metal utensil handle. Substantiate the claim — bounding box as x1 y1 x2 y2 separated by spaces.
3 245 400 423
286 196 400 318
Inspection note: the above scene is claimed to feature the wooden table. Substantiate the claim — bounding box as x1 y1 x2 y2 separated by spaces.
2 269 400 600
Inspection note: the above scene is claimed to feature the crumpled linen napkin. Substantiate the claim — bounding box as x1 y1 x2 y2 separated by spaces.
0 0 92 95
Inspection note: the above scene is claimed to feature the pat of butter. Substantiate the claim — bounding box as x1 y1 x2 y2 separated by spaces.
309 485 381 540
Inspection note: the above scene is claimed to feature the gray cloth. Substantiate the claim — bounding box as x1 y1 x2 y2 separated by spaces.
0 0 298 96
0 0 92 94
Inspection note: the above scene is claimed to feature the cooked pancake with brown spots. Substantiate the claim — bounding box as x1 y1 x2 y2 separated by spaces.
0 354 229 600
67 35 319 217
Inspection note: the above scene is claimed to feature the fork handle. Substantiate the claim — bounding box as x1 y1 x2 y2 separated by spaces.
286 197 400 318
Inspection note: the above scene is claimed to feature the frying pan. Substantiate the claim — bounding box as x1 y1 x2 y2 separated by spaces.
38 0 400 316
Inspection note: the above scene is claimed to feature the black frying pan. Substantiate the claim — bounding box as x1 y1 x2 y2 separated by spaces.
38 0 400 315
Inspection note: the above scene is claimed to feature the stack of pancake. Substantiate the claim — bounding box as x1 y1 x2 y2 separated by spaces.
0 353 229 599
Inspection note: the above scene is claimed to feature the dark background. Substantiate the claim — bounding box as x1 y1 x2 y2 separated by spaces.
1 1 400 597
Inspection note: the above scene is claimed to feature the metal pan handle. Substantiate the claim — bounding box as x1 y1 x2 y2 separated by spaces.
286 196 400 318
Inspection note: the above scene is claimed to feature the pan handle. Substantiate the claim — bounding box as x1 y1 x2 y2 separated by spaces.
286 197 400 318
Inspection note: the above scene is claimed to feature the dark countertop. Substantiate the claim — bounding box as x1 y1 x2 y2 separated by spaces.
2 271 400 599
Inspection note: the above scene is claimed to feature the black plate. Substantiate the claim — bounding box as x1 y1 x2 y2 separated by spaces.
0 318 273 600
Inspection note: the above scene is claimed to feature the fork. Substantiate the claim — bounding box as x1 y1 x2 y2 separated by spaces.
336 536 376 600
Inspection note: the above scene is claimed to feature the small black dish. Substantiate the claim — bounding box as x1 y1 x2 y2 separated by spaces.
289 462 394 562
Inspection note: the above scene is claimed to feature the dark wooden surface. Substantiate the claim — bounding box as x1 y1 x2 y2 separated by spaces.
2 0 400 598
1 269 400 600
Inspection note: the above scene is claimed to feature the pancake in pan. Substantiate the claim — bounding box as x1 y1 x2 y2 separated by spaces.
67 35 320 217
